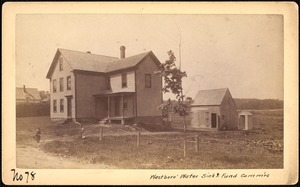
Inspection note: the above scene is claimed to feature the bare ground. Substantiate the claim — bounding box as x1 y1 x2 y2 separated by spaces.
16 110 283 169
17 145 115 169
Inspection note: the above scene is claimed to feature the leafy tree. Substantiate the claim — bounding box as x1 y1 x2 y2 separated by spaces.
158 50 192 132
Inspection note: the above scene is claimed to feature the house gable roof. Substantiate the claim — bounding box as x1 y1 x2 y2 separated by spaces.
16 87 41 101
16 88 26 100
46 49 161 78
192 88 229 106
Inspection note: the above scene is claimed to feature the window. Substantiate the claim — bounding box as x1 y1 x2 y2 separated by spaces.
145 74 151 88
60 99 64 112
53 100 57 113
53 79 57 93
59 57 63 71
123 100 128 110
60 78 64 92
106 76 111 90
67 76 71 90
122 74 127 88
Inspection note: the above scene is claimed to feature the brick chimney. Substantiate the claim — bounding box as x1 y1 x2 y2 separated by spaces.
120 46 126 59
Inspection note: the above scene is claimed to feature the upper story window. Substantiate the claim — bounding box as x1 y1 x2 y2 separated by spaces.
106 76 111 90
60 78 64 92
59 57 63 71
145 74 151 88
67 76 71 90
60 99 64 112
53 79 57 93
53 99 57 113
122 74 127 88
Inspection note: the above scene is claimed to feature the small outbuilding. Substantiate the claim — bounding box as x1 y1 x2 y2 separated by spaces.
238 111 253 130
190 88 238 130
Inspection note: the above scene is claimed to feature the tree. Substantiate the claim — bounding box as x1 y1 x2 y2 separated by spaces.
158 50 191 132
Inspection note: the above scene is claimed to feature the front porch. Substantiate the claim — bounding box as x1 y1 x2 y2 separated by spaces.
94 91 136 125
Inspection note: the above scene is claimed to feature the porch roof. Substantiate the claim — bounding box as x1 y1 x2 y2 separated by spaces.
93 91 135 97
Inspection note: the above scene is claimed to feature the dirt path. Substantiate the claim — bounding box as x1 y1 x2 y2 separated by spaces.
16 145 116 169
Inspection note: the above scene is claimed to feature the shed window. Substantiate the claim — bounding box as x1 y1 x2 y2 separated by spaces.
59 58 63 71
145 74 151 88
122 74 127 88
53 79 57 93
67 76 71 90
60 78 64 92
53 100 57 113
60 99 64 112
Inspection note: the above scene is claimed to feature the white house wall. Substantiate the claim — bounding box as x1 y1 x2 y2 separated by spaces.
50 54 76 120
109 71 135 92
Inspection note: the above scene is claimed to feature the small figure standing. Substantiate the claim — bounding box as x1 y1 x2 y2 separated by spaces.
35 128 41 143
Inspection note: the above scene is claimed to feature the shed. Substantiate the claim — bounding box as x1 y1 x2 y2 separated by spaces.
238 111 253 130
190 88 238 130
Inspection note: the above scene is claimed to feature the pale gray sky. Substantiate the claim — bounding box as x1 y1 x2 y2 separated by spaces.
16 14 283 100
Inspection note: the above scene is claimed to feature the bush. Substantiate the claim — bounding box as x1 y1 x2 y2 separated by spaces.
16 102 50 117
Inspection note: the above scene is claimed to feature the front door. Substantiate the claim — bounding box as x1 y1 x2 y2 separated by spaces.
211 113 217 128
114 97 120 116
67 97 72 118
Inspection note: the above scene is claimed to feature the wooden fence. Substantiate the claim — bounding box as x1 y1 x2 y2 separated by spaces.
16 102 50 117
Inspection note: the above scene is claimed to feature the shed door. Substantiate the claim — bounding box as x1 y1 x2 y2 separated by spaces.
239 116 245 130
211 113 217 128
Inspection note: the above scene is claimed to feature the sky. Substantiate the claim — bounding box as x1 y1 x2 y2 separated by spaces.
16 14 283 100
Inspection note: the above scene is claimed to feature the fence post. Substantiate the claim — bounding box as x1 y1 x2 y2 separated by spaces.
195 135 199 152
99 127 103 141
137 132 141 147
183 136 186 158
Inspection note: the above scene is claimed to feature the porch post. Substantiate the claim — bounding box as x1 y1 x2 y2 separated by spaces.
121 94 124 125
108 96 111 123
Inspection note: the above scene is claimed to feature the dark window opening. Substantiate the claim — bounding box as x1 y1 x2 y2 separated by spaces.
53 100 57 113
145 74 151 88
106 77 111 90
60 99 64 112
59 58 63 71
53 79 57 93
123 100 128 110
122 74 127 88
60 78 64 92
67 76 71 90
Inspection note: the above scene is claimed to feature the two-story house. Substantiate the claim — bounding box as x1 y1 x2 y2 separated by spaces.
46 46 163 125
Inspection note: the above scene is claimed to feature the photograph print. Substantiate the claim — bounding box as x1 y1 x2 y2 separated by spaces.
15 13 285 170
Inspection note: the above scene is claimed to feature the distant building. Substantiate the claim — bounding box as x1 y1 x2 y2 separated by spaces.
16 85 41 103
46 46 163 124
190 88 238 130
238 111 253 130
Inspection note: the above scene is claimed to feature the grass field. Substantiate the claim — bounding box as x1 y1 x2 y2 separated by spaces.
17 109 283 169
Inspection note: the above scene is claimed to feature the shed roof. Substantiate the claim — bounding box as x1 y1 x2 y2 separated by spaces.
46 49 160 78
192 88 229 106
